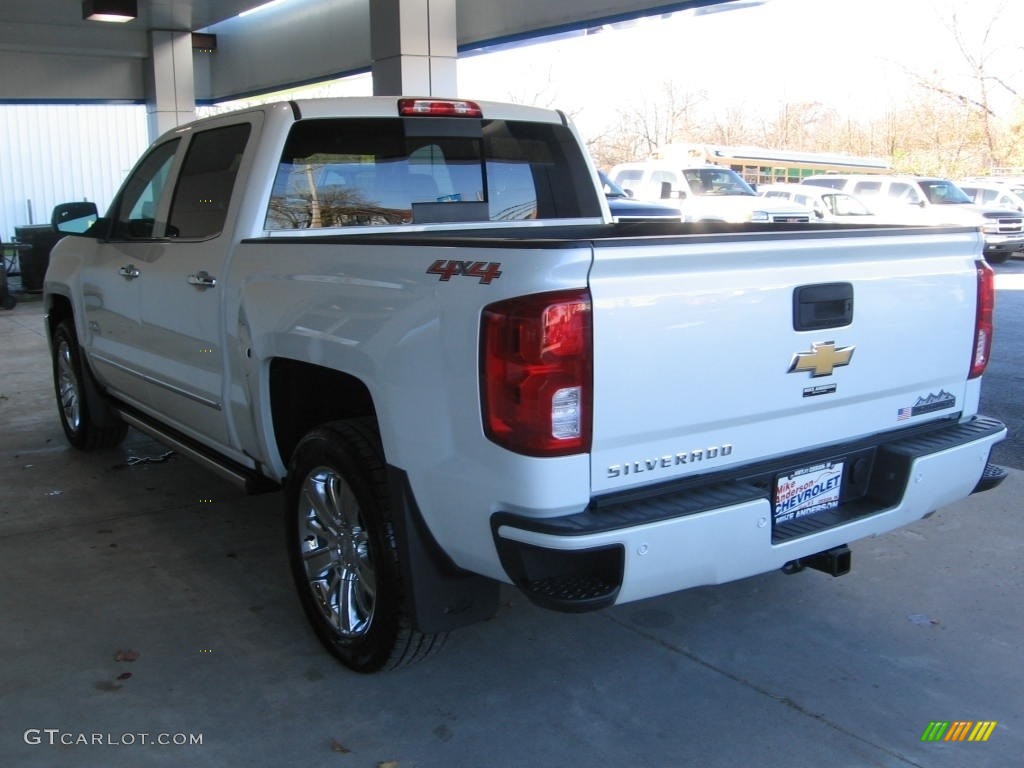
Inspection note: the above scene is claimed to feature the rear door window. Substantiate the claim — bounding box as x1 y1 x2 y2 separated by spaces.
167 123 251 239
888 182 921 204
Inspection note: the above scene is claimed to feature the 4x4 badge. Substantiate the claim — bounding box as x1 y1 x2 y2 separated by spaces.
789 341 855 377
427 259 502 284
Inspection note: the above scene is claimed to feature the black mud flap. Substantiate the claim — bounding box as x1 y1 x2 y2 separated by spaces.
387 467 500 634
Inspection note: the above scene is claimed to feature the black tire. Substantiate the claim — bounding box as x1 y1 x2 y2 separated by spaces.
51 319 128 450
285 418 445 672
985 252 1010 265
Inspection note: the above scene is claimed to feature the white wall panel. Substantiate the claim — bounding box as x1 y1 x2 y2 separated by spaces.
0 105 148 241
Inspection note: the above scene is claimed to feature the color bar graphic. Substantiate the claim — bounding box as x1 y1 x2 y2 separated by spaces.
921 721 997 742
968 721 998 742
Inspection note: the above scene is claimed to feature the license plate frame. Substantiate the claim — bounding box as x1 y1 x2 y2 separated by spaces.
773 460 845 528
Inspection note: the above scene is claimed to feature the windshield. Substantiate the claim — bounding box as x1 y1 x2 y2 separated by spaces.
683 168 756 197
599 170 628 198
919 180 972 205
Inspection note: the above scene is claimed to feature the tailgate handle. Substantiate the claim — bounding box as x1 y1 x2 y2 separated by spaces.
793 283 853 331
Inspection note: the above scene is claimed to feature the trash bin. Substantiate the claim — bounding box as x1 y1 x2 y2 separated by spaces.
14 225 63 293
0 253 15 309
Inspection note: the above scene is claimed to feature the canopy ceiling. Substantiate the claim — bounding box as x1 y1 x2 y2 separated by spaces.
0 0 739 102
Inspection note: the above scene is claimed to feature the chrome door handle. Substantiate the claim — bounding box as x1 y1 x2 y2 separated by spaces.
118 264 140 280
187 270 217 289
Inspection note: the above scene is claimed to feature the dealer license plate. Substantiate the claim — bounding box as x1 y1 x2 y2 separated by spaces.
773 460 844 526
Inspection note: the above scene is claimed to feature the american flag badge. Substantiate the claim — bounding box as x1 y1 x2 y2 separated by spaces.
897 406 913 421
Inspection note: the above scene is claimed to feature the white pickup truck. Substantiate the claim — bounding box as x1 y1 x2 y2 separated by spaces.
44 97 1007 672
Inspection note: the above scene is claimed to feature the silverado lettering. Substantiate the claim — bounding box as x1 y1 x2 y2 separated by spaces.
607 444 734 478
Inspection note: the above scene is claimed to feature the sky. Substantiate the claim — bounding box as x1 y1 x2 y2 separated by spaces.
211 0 1024 145
454 0 1024 140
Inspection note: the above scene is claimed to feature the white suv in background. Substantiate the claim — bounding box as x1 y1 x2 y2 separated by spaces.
956 178 1024 213
609 162 810 224
802 174 1024 263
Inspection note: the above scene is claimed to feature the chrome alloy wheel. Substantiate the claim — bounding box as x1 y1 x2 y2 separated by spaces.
297 467 376 638
56 339 82 432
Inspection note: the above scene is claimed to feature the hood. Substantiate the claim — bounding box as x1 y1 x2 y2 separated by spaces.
928 203 1005 226
682 194 810 223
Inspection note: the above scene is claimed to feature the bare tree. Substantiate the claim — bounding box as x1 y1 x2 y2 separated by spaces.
618 81 708 158
902 0 1020 170
586 1 1024 177
705 105 757 146
501 64 569 112
757 101 842 151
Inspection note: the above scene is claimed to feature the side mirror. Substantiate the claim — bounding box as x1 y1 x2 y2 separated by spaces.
660 181 672 199
52 202 99 235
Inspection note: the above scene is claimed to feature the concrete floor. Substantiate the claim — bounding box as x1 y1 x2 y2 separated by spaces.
1 295 1021 768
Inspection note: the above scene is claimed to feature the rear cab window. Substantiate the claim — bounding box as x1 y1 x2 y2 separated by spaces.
265 117 600 230
853 180 883 197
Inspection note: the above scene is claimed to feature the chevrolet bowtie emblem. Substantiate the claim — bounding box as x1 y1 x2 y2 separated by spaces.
789 341 855 377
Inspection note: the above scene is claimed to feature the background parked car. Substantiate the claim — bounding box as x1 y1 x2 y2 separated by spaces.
956 178 1024 213
801 174 1024 263
599 171 681 222
757 183 876 224
609 161 810 223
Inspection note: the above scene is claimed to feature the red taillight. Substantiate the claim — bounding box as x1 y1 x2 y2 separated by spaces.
398 98 482 118
969 260 995 379
480 290 592 457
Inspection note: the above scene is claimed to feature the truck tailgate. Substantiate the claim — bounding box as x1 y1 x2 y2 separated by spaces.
588 226 984 495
